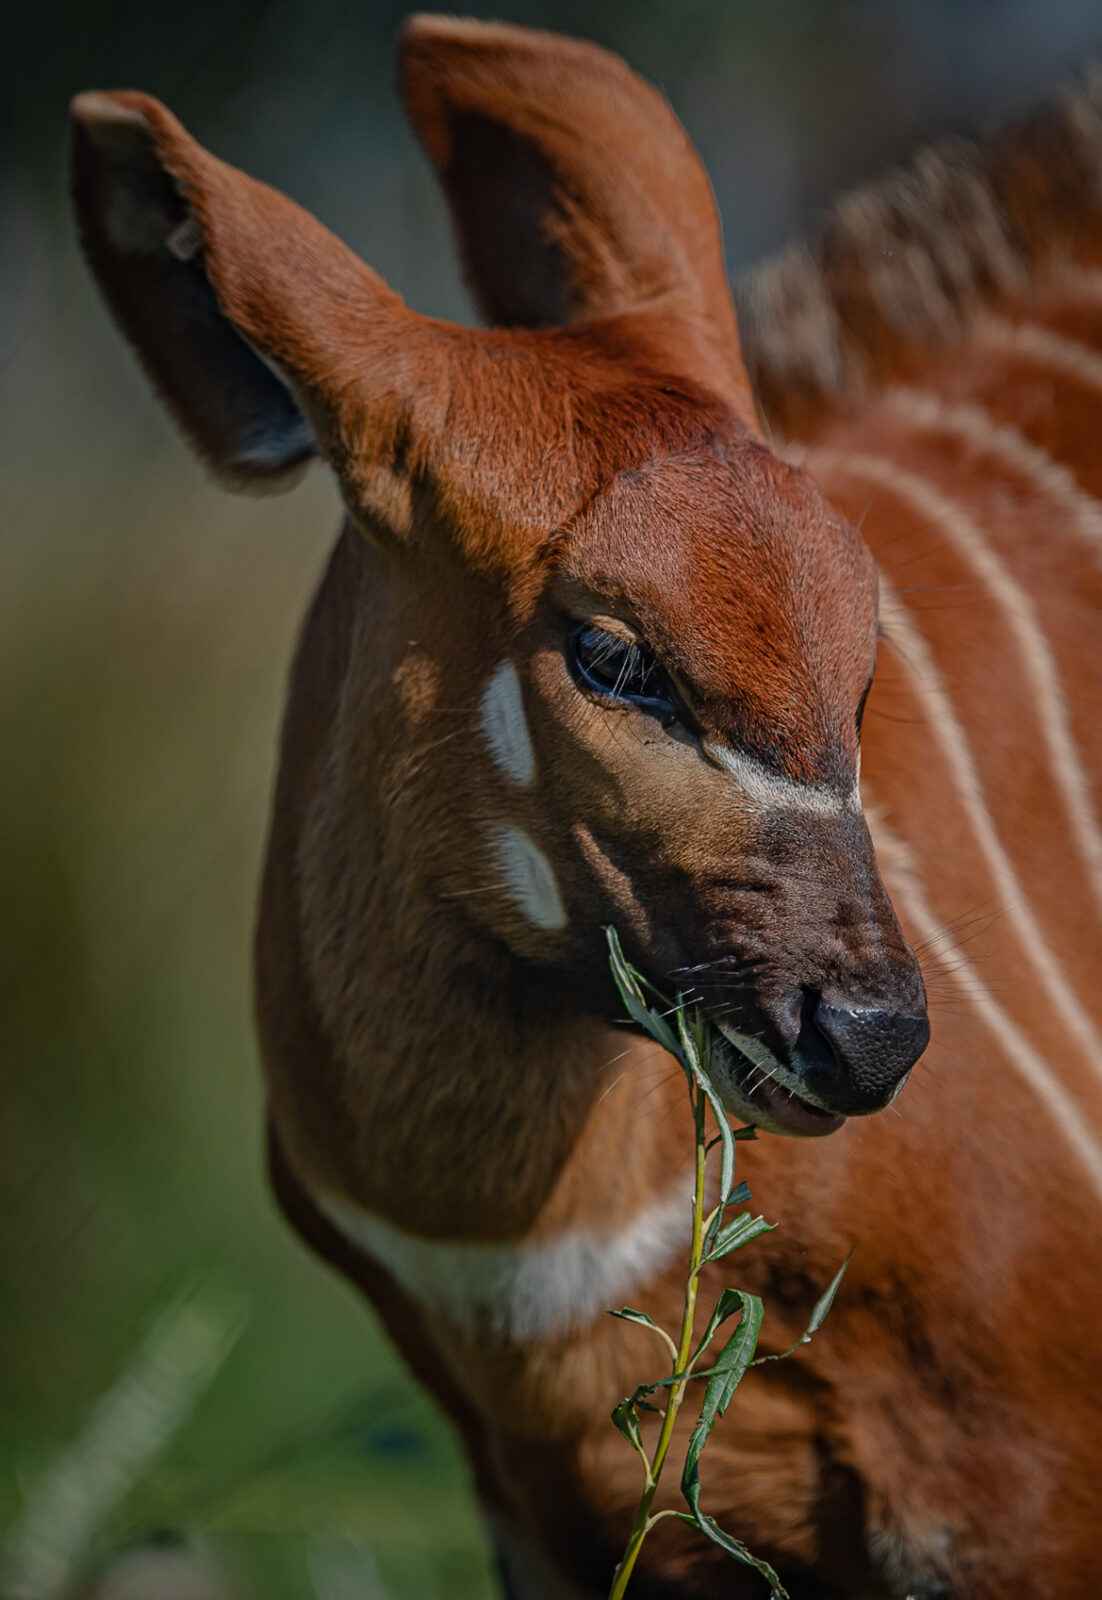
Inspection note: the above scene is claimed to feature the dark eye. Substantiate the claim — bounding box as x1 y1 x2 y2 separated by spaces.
570 624 683 725
855 675 873 736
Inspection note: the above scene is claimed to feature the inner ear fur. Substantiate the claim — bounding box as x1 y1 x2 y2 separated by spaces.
70 90 428 501
400 15 758 425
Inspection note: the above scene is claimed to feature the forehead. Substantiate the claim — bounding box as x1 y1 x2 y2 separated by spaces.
554 442 877 778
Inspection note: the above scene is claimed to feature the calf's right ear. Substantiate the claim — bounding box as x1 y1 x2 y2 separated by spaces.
69 91 431 517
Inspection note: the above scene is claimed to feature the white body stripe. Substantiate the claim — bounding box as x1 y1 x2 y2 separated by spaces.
886 388 1102 561
313 1183 692 1339
869 814 1102 1199
1053 267 1102 307
975 315 1102 401
704 742 859 817
481 661 536 787
493 823 567 930
813 444 1102 921
872 571 1102 1080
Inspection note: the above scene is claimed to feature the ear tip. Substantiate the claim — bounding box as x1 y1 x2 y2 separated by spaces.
402 13 518 48
69 89 184 162
400 13 589 69
399 15 639 125
70 89 155 128
399 13 609 162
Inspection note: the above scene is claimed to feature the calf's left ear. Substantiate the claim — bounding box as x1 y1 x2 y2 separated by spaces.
69 90 436 525
400 15 759 428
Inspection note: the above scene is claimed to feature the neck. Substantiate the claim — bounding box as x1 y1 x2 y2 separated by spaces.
303 912 689 1242
256 530 692 1250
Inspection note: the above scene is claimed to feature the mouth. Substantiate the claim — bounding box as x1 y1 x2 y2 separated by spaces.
711 1021 847 1139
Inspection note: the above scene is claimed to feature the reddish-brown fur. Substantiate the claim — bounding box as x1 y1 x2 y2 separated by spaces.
70 20 1102 1600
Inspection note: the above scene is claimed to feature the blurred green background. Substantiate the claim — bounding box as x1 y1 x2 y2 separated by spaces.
3 2 1101 1596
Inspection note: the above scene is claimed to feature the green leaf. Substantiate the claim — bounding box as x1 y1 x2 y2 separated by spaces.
606 1306 677 1360
680 1289 785 1600
675 1502 789 1598
723 1179 752 1206
677 1008 737 1202
606 927 680 1056
753 1255 857 1370
622 1378 665 1412
611 1398 645 1456
701 1213 775 1265
607 1307 664 1333
806 1252 852 1336
696 1293 764 1430
690 1286 745 1364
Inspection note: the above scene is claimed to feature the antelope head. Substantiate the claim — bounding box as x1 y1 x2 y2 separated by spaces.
70 17 928 1142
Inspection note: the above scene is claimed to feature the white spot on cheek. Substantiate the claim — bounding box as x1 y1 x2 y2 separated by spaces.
481 661 536 787
494 823 567 931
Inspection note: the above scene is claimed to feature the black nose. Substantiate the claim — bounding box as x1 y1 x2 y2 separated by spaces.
793 998 930 1114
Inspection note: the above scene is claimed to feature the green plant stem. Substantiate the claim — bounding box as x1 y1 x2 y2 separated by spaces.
607 1083 709 1600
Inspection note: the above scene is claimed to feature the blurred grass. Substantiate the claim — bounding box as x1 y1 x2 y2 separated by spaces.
0 225 498 1598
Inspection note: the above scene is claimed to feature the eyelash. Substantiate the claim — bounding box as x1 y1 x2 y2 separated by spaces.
570 624 873 747
569 623 685 726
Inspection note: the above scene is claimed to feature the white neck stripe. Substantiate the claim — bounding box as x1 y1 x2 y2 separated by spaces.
313 1183 693 1339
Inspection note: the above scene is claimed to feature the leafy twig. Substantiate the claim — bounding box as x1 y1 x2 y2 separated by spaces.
604 928 849 1600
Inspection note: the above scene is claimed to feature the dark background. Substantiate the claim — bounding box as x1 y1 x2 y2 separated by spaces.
3 3 1101 1597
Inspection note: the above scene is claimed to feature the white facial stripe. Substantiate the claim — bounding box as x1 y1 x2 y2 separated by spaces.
313 1183 692 1338
704 742 859 817
494 823 567 931
481 661 536 787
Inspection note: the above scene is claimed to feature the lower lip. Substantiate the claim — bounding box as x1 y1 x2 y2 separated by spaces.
716 1037 847 1138
746 1072 846 1138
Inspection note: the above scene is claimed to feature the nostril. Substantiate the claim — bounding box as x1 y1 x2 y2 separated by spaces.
762 988 806 1053
811 1000 931 1110
794 989 842 1076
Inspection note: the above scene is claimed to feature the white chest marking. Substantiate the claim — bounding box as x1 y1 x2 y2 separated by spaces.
314 1184 692 1339
704 742 859 818
494 822 567 931
481 661 536 787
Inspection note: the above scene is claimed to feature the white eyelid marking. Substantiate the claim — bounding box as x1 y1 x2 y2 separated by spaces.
494 823 567 931
481 661 536 787
704 742 860 818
